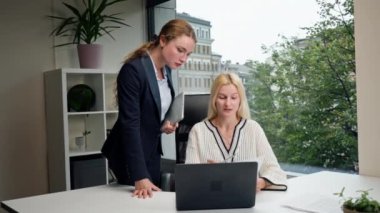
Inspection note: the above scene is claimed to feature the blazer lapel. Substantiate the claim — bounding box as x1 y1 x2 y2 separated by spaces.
140 55 161 118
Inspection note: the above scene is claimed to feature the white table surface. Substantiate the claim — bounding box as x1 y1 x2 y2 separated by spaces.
2 171 380 213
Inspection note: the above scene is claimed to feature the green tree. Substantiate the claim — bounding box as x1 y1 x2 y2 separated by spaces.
246 0 356 170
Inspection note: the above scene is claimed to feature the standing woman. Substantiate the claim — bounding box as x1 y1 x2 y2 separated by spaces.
102 19 196 199
185 73 287 191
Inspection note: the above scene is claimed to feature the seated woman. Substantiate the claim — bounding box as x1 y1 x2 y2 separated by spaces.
185 72 287 191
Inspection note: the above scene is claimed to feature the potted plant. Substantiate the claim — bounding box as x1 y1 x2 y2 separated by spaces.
48 0 131 68
335 187 380 213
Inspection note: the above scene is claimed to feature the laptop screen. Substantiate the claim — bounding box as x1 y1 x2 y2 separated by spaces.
175 161 258 210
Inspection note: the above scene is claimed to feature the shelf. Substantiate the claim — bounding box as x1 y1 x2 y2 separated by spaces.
105 110 118 114
69 150 102 157
67 111 104 116
66 73 104 112
68 113 105 153
44 68 118 192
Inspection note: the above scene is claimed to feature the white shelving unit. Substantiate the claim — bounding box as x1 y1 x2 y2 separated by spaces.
44 68 118 192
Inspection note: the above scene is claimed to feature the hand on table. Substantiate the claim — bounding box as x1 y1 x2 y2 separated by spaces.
257 177 269 192
132 178 161 199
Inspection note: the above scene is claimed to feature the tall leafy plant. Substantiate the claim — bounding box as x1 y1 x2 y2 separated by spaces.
49 0 131 47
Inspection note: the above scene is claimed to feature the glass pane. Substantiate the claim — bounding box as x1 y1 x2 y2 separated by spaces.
176 0 357 173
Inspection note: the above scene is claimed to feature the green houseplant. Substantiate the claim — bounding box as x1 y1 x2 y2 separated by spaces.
48 0 131 68
335 187 380 213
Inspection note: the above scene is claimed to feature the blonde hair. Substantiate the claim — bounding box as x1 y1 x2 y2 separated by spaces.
124 19 197 63
207 72 251 120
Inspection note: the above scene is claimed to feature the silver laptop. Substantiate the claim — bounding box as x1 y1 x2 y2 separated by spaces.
175 161 258 210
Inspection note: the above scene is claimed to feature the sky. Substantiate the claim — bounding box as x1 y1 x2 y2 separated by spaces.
176 0 322 64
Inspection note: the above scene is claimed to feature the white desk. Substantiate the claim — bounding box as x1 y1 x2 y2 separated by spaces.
1 171 380 213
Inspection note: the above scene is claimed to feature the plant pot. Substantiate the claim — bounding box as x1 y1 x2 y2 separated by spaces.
342 206 366 213
77 44 103 69
75 136 86 151
342 208 355 213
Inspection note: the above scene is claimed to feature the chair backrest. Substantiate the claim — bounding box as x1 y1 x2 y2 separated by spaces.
160 93 210 192
175 93 210 164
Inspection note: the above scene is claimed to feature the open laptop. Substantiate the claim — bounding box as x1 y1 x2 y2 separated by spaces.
175 161 258 210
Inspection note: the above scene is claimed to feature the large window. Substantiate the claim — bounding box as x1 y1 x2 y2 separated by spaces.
177 0 357 174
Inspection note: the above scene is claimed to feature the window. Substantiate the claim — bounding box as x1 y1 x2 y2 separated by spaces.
176 0 357 174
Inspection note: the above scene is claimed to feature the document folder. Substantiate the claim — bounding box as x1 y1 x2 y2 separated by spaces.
166 92 184 123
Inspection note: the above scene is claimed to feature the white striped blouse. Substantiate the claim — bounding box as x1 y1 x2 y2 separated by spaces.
185 119 287 187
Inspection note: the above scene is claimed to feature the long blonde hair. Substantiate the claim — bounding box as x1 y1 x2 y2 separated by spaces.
124 19 197 63
207 72 251 120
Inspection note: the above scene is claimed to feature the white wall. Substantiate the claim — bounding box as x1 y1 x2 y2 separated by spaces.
0 0 53 202
0 0 146 202
354 0 380 177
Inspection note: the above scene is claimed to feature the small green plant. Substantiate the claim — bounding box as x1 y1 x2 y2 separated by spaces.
335 187 380 212
83 130 91 136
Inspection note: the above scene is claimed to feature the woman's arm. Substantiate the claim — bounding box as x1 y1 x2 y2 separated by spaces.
253 121 287 188
117 64 150 182
185 124 202 164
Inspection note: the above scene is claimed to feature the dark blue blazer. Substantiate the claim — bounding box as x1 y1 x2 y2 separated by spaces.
101 54 174 185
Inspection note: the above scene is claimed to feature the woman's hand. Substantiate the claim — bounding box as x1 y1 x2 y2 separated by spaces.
132 178 161 199
161 120 178 134
256 177 269 192
207 159 217 164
